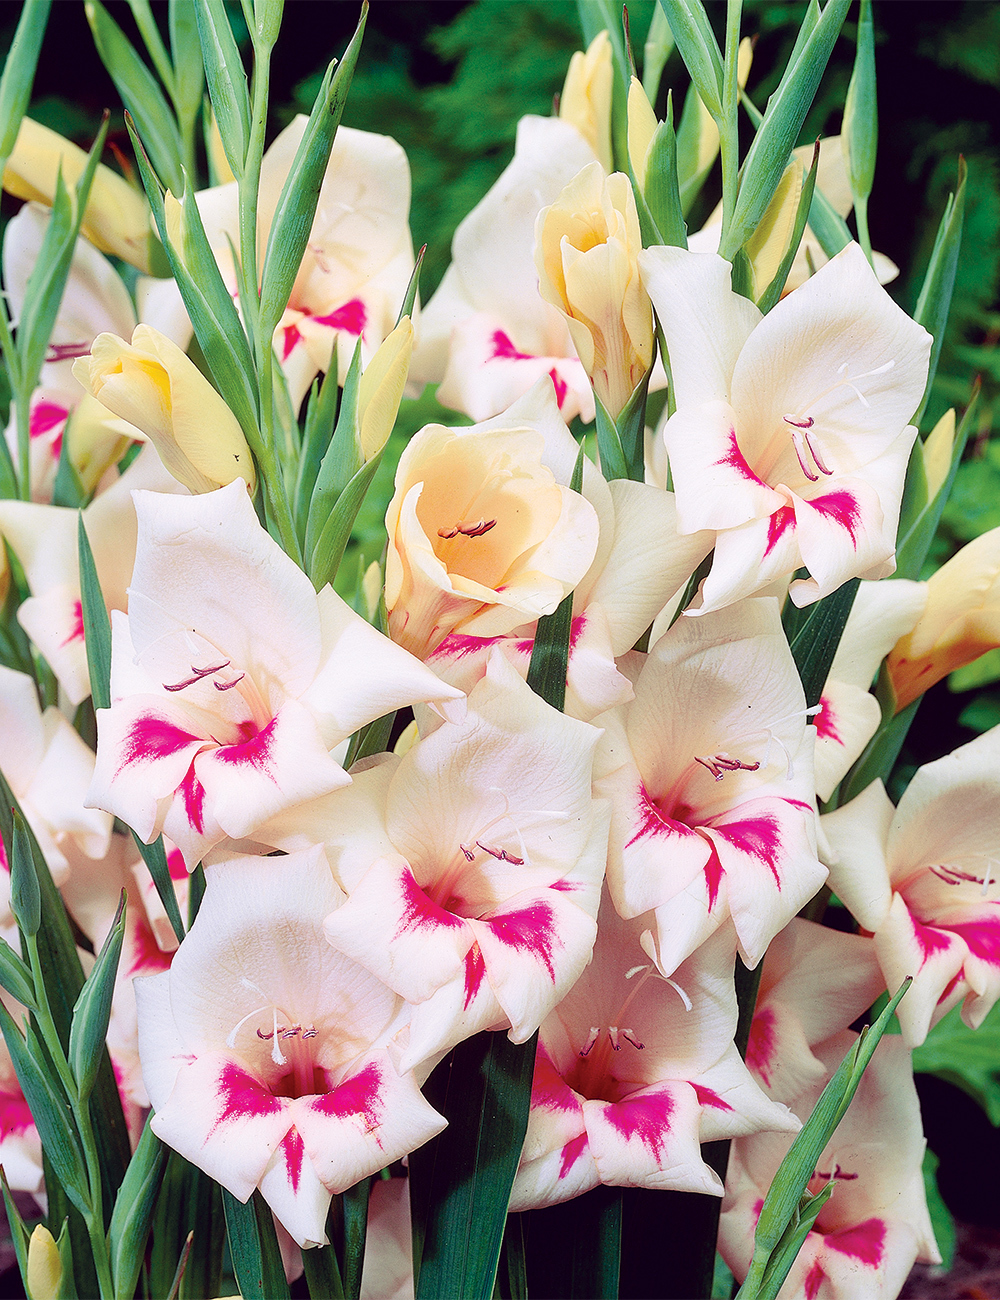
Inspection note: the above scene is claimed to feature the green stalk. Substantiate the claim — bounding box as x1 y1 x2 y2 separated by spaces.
237 41 269 367
854 191 873 266
718 0 743 254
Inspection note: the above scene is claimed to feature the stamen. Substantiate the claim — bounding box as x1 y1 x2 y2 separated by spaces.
460 844 476 862
664 977 693 1011
438 519 498 539
437 525 460 539
163 660 232 692
47 341 93 363
214 672 246 691
620 1029 645 1050
695 753 761 781
608 1027 622 1051
579 1027 600 1057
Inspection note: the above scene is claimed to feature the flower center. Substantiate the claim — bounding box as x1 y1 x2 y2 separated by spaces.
929 860 999 898
226 978 319 1097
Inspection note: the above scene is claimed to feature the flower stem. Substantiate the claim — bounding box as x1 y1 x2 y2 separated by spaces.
719 0 744 255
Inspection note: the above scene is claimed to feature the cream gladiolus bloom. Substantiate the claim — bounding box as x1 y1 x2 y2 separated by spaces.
74 325 256 494
535 163 653 418
3 118 154 272
384 382 600 659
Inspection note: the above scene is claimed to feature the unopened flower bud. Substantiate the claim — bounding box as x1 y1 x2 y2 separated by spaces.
888 524 1000 709
3 118 154 272
627 76 659 191
358 316 414 461
560 31 613 173
73 325 256 494
535 163 653 418
27 1225 62 1300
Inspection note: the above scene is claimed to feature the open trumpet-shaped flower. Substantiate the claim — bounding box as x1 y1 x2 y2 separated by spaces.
597 598 826 976
258 652 606 1073
197 119 413 411
410 116 598 424
511 905 797 1210
384 382 600 659
137 849 446 1249
87 480 463 867
822 725 1000 1045
639 243 931 614
721 1034 938 1300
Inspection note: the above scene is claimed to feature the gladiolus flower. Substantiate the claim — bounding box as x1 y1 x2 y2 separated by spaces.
196 119 414 411
259 652 607 1073
3 118 155 272
511 910 797 1210
74 325 255 494
823 724 1000 1045
640 243 931 613
721 1034 939 1299
384 382 600 659
410 115 597 424
536 163 653 419
888 524 1000 710
137 849 446 1249
597 598 826 975
87 480 464 867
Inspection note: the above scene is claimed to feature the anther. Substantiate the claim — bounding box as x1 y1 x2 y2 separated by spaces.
620 1029 645 1050
579 1028 600 1057
163 660 232 692
437 519 498 539
695 753 761 781
609 1027 622 1051
214 672 246 691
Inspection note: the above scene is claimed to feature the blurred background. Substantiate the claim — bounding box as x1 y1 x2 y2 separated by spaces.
1 4 998 1294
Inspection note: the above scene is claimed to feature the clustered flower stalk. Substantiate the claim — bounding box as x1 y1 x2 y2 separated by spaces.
0 2 986 1299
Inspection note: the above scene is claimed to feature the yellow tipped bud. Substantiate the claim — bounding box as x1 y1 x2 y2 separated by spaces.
535 163 653 418
627 76 659 190
888 525 1000 710
205 106 237 186
3 118 154 272
66 392 139 493
922 408 956 503
560 31 613 173
72 325 256 495
745 159 804 299
361 560 383 623
393 718 420 756
358 317 414 462
26 1224 62 1300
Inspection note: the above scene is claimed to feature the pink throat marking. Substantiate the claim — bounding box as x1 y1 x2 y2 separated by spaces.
804 1261 826 1300
485 902 559 982
824 1217 886 1267
809 490 861 545
59 599 85 649
0 1087 34 1139
764 505 796 558
814 696 842 744
715 429 766 485
310 1061 384 1142
548 368 568 408
119 715 201 771
314 298 367 336
30 400 69 438
489 330 533 362
946 917 1000 966
602 1090 674 1161
558 1132 589 1180
745 1007 777 1087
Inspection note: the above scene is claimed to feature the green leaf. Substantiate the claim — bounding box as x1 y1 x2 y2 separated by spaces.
308 455 382 592
525 446 585 713
754 1184 834 1300
895 383 978 582
17 118 106 390
721 0 851 261
68 890 126 1099
0 0 52 165
194 0 250 179
410 1031 537 1300
0 1168 31 1284
675 79 716 214
656 0 723 120
169 0 205 127
755 139 819 313
806 182 852 259
786 578 859 709
913 998 1000 1126
9 810 40 937
223 1189 291 1300
397 243 425 327
921 1148 956 1272
127 0 176 98
78 514 112 712
259 5 368 336
86 0 185 195
913 158 967 426
340 1178 371 1300
294 359 341 539
642 3 674 103
305 340 365 564
0 932 35 1010
836 691 918 808
594 395 628 481
0 1000 89 1215
301 1232 346 1300
131 832 186 947
149 1153 224 1300
736 980 910 1300
643 99 687 249
109 1117 168 1300
842 0 876 204
125 114 260 444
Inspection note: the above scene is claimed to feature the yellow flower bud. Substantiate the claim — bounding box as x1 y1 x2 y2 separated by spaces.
535 163 653 418
744 159 804 299
66 392 139 494
888 525 1000 710
3 118 154 272
72 325 256 495
26 1224 62 1300
205 105 237 186
358 316 414 462
922 407 955 503
560 31 613 173
627 76 659 191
